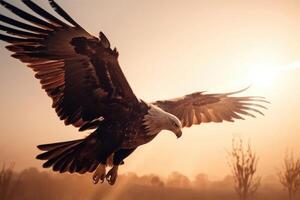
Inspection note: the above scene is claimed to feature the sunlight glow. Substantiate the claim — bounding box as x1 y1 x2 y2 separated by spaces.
245 61 300 88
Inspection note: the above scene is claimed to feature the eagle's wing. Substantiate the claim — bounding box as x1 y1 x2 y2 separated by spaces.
0 0 139 131
153 87 269 128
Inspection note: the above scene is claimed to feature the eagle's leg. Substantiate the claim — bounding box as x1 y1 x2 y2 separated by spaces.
92 153 115 184
106 165 118 185
106 148 136 185
92 128 125 184
93 164 106 184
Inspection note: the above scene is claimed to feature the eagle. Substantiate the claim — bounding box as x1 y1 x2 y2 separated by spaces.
0 0 268 185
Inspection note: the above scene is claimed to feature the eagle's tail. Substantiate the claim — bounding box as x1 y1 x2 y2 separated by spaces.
36 137 100 174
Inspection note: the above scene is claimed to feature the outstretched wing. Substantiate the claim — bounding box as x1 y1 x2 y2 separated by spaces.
0 0 138 131
153 88 268 128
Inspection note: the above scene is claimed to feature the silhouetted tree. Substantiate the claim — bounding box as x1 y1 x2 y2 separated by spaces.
150 175 164 187
0 164 21 200
138 174 164 187
166 172 191 188
228 138 261 200
278 151 300 200
193 173 209 189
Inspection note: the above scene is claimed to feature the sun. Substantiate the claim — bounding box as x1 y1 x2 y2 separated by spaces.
245 64 280 88
244 61 300 89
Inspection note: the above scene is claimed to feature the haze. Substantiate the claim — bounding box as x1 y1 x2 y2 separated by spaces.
0 0 300 180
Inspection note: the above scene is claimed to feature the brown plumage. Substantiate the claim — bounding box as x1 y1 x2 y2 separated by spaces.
153 87 268 127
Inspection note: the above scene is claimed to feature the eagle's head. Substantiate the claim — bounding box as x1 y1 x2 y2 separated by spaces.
143 104 182 138
166 114 182 138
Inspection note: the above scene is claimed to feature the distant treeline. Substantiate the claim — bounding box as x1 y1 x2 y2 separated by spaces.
0 166 296 200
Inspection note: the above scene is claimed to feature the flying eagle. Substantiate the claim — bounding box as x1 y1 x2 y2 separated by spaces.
0 0 268 185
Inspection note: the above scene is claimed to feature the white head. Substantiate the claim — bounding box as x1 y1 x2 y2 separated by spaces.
143 104 182 138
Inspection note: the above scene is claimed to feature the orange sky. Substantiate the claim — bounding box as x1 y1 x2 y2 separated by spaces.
0 0 300 180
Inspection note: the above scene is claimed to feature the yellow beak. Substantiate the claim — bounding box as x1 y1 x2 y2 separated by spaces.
175 130 182 138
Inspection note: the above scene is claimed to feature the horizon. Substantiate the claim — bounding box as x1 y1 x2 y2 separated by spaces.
1 164 293 200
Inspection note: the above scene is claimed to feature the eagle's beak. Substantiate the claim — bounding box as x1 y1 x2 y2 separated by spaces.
175 130 182 139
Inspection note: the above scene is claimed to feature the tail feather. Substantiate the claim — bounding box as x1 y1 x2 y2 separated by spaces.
51 145 78 169
41 141 85 169
69 159 76 173
36 138 100 174
37 140 83 161
52 150 75 172
37 139 82 151
59 153 74 173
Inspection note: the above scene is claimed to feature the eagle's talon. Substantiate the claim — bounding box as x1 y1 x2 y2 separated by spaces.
106 165 118 185
92 164 106 184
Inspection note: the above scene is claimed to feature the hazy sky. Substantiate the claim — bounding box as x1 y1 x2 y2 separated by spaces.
1 0 300 180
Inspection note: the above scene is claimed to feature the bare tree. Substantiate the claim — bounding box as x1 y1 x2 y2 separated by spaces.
0 163 21 200
227 138 261 200
278 151 300 200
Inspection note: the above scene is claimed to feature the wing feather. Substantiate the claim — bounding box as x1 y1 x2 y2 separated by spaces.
187 108 194 127
48 0 81 28
0 14 50 34
0 0 138 131
0 1 56 30
194 107 202 124
153 88 268 128
0 24 44 38
22 0 69 27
